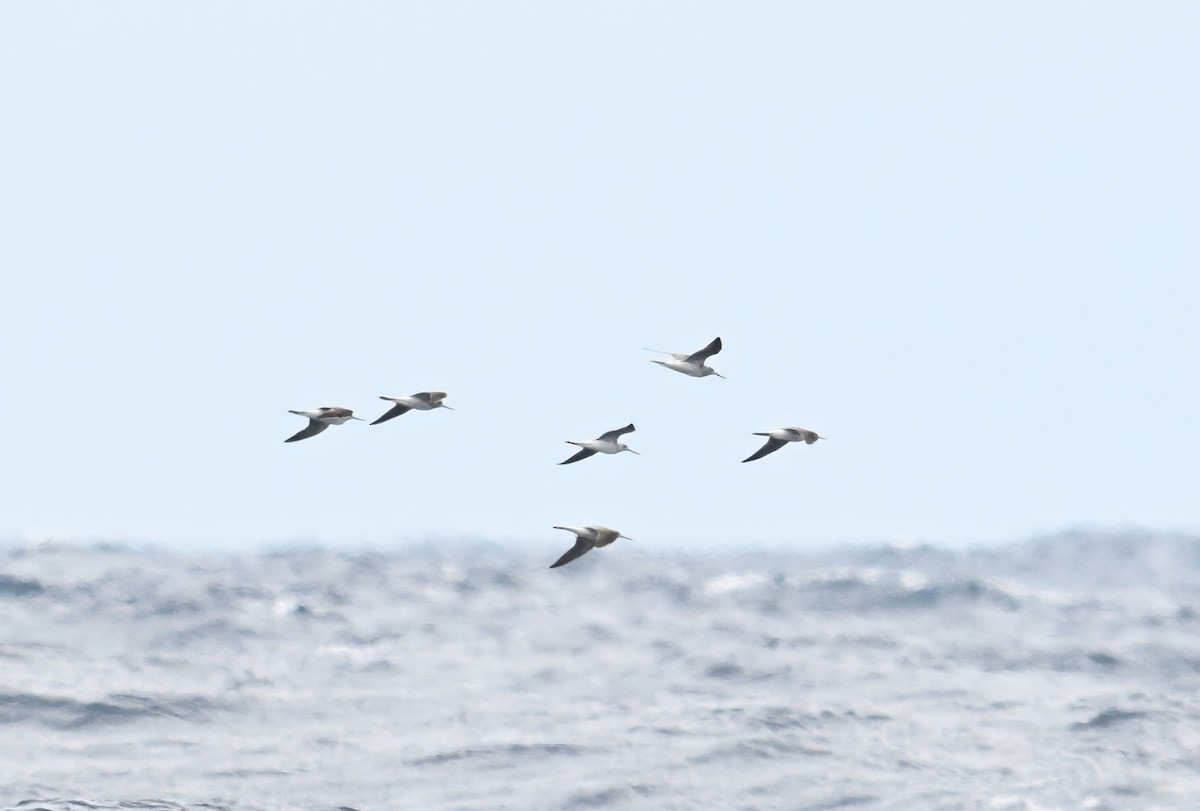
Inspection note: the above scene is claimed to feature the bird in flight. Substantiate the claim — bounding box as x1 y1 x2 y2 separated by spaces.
371 392 453 425
645 336 725 378
548 525 633 568
559 423 639 465
284 407 363 443
742 427 825 462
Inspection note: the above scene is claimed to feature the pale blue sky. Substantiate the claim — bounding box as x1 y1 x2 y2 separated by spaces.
2 3 1197 551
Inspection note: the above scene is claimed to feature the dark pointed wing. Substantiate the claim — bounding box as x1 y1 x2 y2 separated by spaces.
742 437 787 462
285 419 329 443
597 423 635 442
371 403 412 425
559 447 598 465
686 336 722 364
550 538 595 568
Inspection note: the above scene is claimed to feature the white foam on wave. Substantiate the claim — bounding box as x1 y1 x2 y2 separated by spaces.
702 571 767 596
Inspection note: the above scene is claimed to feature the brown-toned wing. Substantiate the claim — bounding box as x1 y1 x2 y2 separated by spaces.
559 447 598 465
742 436 787 463
285 419 329 443
597 423 635 442
371 403 412 425
550 538 595 568
686 336 722 364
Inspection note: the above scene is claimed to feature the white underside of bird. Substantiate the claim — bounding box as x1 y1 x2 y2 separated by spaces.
568 439 628 454
650 358 714 377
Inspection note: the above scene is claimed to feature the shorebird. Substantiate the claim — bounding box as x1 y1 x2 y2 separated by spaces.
559 423 638 465
549 525 633 568
284 407 363 443
371 392 453 425
742 427 825 462
645 336 725 378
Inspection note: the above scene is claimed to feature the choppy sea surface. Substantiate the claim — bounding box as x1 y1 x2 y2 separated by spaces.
3 531 1200 810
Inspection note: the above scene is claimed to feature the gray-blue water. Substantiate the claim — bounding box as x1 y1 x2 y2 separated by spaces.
3 531 1200 810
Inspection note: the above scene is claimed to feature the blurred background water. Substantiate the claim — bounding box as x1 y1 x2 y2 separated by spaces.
3 531 1200 810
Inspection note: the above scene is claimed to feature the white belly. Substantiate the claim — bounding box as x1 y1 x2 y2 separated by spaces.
657 360 704 376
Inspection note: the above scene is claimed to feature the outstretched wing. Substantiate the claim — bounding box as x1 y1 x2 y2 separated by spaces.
597 423 635 442
742 436 787 463
413 391 447 404
550 538 595 568
644 348 692 361
285 419 329 443
559 447 598 465
371 403 412 425
685 336 722 364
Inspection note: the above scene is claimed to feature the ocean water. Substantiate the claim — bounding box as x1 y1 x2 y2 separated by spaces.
3 531 1200 810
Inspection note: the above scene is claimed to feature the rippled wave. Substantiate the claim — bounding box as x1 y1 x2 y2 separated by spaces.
2 531 1199 810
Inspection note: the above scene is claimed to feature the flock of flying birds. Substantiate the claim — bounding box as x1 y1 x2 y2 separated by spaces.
284 336 824 568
